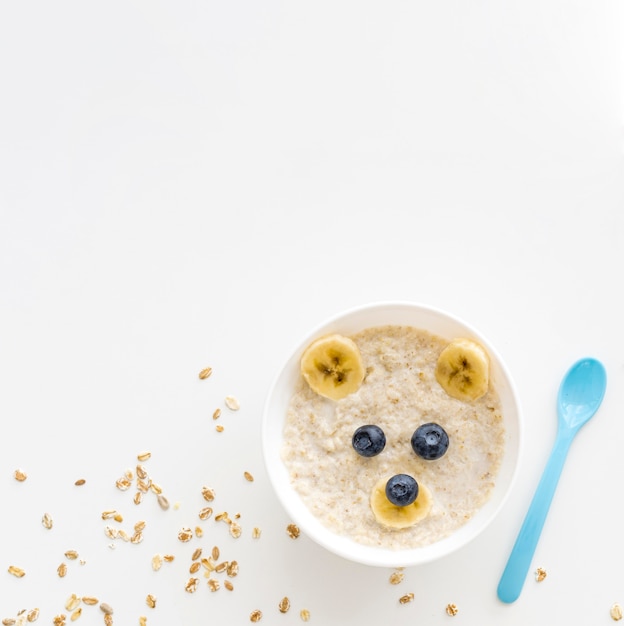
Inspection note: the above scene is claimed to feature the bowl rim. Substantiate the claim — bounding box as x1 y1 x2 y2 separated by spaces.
262 300 523 567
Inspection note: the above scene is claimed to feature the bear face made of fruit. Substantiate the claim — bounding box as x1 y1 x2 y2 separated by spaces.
299 333 490 530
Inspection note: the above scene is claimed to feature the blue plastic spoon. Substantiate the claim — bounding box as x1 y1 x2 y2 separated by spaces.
497 357 607 604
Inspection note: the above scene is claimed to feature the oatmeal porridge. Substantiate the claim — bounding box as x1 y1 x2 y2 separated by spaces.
281 325 506 550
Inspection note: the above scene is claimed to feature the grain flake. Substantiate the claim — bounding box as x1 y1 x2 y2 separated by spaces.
278 597 290 614
300 609 311 622
199 367 213 380
244 471 254 482
399 593 414 605
249 610 262 622
8 565 25 578
611 604 623 621
225 395 240 410
99 603 114 615
146 594 157 608
535 567 547 582
286 523 300 539
13 469 27 482
42 512 53 529
446 603 459 616
74 478 86 486
389 569 404 585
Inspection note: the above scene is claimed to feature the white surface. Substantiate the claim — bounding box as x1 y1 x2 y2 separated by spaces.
0 1 622 624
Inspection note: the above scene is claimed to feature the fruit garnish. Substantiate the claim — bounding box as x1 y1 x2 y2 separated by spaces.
385 474 418 506
411 423 449 460
370 476 433 529
352 425 386 457
434 338 489 402
300 334 365 400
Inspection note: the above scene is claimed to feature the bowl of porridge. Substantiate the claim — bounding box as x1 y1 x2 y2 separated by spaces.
262 302 522 567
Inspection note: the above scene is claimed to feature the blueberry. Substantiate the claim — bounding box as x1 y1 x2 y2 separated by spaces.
385 474 418 507
352 425 386 457
411 422 449 460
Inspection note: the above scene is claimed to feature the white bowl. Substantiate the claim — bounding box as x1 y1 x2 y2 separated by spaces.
262 301 522 567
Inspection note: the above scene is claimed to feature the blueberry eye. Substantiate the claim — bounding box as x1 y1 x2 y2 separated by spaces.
352 425 386 457
385 474 418 506
411 422 449 460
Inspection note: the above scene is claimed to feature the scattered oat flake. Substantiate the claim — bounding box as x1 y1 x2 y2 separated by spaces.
199 367 213 380
57 563 67 577
145 595 156 609
229 523 242 538
250 610 262 622
612 604 624 621
389 569 404 585
8 565 25 578
535 567 547 582
225 396 240 410
278 597 290 614
178 528 193 542
52 616 66 626
286 523 300 539
99 603 113 615
252 527 262 539
211 546 220 560
300 609 311 622
202 486 215 502
207 578 220 592
224 580 234 591
137 451 151 462
3 618 17 625
163 554 175 562
104 615 113 626
82 597 98 605
244 471 254 482
13 469 27 481
74 478 86 486
26 609 39 623
65 594 80 611
157 494 170 510
65 550 79 560
42 512 53 529
216 424 224 432
139 617 147 626
185 578 199 593
69 608 81 622
116 477 132 491
226 561 239 577
212 408 221 420
399 593 414 605
199 507 213 520
446 603 459 616
152 554 163 571
189 562 201 574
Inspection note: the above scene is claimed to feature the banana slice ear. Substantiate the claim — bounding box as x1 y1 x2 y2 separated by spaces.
434 338 490 402
300 334 365 400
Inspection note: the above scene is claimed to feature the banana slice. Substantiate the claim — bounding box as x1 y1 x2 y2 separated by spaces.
370 476 432 529
434 338 490 402
300 334 365 400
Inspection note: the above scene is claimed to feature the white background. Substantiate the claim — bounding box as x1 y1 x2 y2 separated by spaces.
1 1 623 624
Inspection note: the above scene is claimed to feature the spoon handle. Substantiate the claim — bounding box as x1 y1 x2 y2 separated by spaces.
497 431 573 603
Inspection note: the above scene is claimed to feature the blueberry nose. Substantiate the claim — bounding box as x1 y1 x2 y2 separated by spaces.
385 474 418 507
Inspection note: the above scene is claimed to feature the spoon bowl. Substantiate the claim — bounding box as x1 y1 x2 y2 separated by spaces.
558 359 607 430
497 358 606 604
